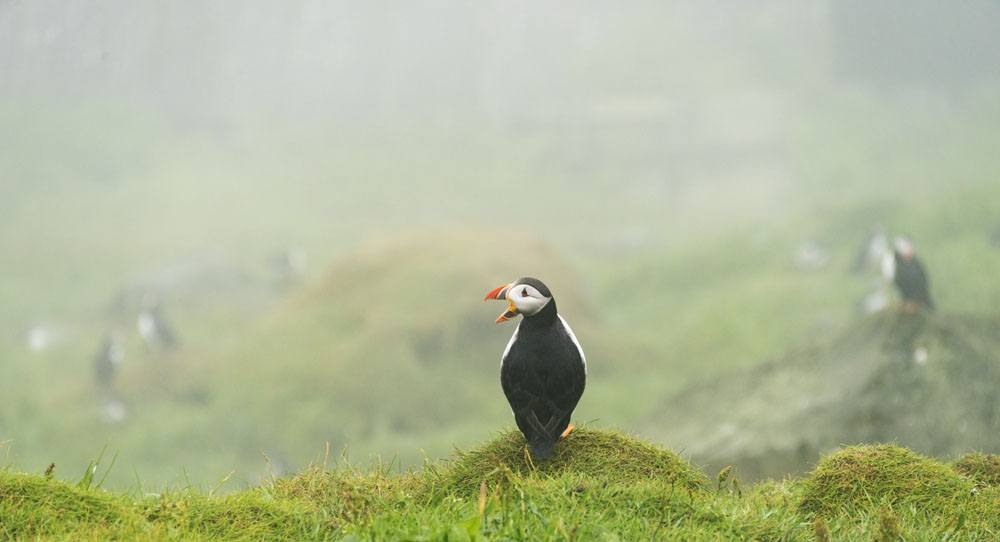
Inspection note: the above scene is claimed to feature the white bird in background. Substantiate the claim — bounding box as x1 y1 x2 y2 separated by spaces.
100 398 127 424
793 240 830 271
858 280 890 315
137 294 179 352
25 323 58 353
853 224 890 274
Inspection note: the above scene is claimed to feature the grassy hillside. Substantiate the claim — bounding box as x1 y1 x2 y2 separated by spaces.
2 429 998 540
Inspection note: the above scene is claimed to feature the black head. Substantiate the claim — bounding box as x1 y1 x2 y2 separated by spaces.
484 277 555 323
513 277 552 298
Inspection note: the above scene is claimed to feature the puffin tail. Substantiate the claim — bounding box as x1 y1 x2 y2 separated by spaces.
528 439 557 460
525 411 563 461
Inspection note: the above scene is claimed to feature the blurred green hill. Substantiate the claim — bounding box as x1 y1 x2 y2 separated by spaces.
2 88 1000 489
189 232 598 471
642 311 1000 480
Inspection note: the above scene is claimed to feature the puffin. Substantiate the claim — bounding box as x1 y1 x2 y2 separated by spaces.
94 331 124 390
137 294 179 352
852 224 889 274
885 237 934 312
270 246 309 288
485 277 586 460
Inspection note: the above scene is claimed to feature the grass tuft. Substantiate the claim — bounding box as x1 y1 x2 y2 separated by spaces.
428 427 706 497
799 444 971 516
954 452 1000 487
267 465 416 524
0 471 144 539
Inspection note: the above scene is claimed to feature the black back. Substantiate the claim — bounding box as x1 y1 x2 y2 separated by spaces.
147 306 180 350
93 336 119 389
894 252 934 310
500 297 586 459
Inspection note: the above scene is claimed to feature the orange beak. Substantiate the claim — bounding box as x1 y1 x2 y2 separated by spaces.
484 283 518 324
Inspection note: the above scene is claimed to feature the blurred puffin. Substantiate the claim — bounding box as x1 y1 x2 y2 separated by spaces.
137 294 179 352
94 331 124 390
485 277 586 460
852 224 889 274
884 237 934 312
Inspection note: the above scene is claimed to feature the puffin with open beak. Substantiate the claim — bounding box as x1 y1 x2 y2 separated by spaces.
485 277 586 460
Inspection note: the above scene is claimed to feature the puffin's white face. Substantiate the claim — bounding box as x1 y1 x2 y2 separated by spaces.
895 237 915 259
484 279 553 323
508 283 552 317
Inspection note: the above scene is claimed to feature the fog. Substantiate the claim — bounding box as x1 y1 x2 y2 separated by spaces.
2 1 999 488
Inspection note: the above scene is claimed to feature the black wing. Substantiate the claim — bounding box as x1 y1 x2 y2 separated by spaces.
894 254 934 309
500 325 585 452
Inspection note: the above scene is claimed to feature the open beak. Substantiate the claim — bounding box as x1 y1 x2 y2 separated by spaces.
484 283 518 324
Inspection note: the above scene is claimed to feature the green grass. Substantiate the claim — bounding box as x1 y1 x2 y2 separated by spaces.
798 444 972 516
426 428 706 496
0 471 147 539
954 453 1000 488
2 430 999 541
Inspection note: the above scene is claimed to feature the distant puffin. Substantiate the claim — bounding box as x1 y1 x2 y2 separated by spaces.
852 224 889 274
137 294 179 352
885 237 934 311
485 277 586 460
270 246 309 288
94 331 124 390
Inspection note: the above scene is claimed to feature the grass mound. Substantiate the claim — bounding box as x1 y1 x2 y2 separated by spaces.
799 444 972 516
430 427 706 496
954 452 1000 487
0 472 144 539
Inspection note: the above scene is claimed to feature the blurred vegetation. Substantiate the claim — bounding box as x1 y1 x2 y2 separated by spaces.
2 87 1000 490
646 310 1000 479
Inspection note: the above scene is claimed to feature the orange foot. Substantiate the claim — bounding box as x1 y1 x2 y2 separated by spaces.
561 423 575 439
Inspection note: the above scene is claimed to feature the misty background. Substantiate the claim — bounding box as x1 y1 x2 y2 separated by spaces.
2 1 1000 489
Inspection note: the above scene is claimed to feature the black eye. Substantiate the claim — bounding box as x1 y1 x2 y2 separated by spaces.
521 288 530 298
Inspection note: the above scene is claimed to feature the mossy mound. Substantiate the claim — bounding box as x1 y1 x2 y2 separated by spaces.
954 452 1000 487
0 472 144 538
799 444 972 516
430 428 706 496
